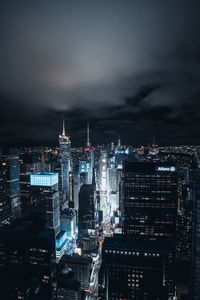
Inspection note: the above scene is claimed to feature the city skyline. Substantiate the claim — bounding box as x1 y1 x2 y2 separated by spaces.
0 3 200 298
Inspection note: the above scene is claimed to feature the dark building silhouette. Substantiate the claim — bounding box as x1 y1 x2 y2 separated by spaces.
2 148 21 222
123 162 178 248
56 267 81 300
191 168 200 300
78 184 95 237
19 152 33 217
100 236 168 300
0 148 10 225
0 214 56 300
59 254 92 292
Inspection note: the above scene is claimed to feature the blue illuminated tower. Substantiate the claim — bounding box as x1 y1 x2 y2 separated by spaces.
30 172 60 235
59 119 71 209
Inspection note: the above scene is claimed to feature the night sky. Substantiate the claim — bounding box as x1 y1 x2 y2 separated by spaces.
1 1 200 146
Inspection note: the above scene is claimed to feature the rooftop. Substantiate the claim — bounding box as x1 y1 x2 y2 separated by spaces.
103 236 168 254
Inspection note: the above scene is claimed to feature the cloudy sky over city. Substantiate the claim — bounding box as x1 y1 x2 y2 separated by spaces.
1 1 200 146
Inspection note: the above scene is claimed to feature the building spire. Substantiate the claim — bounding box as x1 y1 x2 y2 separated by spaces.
62 119 66 136
86 122 91 147
118 135 121 147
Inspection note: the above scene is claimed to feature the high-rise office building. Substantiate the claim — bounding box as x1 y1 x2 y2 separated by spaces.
59 120 71 210
100 236 168 300
2 148 21 221
78 184 95 237
122 161 178 297
123 161 178 247
30 172 60 235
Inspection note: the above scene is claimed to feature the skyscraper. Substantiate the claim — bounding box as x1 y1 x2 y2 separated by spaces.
30 172 60 235
123 161 178 248
122 161 178 297
59 120 71 209
2 148 21 221
78 184 95 237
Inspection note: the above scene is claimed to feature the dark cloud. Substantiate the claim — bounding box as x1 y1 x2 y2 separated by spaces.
0 1 200 146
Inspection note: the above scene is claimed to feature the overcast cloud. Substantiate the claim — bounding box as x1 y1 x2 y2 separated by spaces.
0 1 200 146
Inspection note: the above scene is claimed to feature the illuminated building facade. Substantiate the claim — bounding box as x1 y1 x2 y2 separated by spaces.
100 150 107 191
59 120 71 209
60 208 77 238
115 148 130 169
30 172 60 235
56 230 70 262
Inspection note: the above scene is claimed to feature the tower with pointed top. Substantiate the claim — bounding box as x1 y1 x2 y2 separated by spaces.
86 122 91 148
118 135 121 148
59 119 71 209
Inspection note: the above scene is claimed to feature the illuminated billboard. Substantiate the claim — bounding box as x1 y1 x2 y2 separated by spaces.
156 166 176 172
56 231 68 249
30 172 58 186
115 149 129 155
